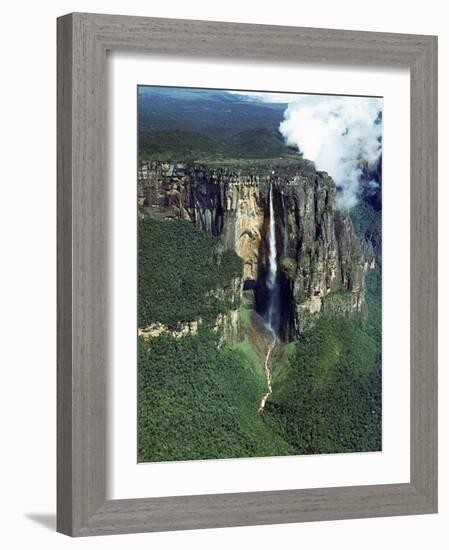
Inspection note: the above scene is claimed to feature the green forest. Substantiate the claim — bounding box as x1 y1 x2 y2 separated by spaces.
139 217 242 327
138 217 291 461
138 204 382 462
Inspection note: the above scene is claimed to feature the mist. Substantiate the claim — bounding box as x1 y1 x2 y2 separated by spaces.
279 95 382 209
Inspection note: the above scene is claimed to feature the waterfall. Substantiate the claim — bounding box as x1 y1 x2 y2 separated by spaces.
266 184 279 337
267 185 277 291
281 192 289 256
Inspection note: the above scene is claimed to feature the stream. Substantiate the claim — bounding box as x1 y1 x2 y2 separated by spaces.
258 335 276 413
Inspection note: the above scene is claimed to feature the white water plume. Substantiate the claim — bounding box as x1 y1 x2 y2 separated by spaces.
281 192 289 256
267 185 277 290
279 95 382 209
266 184 278 336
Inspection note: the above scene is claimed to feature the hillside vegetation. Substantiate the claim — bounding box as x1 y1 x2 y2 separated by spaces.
138 209 382 461
139 217 242 327
138 330 292 462
266 314 381 454
138 217 292 461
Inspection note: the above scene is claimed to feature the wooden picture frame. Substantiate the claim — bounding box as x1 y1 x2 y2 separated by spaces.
57 12 438 536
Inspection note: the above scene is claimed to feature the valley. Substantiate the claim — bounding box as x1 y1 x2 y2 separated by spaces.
137 157 381 461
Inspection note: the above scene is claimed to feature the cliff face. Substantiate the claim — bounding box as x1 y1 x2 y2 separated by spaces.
276 172 374 334
139 162 264 282
138 160 373 340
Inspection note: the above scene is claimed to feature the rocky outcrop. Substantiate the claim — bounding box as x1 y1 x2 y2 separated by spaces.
224 181 263 282
138 160 374 340
139 309 241 346
139 276 242 346
139 320 201 340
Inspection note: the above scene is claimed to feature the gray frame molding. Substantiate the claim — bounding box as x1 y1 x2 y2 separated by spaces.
57 12 438 536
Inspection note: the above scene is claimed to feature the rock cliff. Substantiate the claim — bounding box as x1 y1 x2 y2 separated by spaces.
138 159 373 340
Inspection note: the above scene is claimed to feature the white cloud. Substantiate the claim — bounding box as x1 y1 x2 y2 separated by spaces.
279 95 382 209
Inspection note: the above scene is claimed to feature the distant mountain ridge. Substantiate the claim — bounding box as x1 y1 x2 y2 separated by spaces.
138 86 297 161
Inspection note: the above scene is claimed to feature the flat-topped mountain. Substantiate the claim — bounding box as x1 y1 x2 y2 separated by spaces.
138 159 375 341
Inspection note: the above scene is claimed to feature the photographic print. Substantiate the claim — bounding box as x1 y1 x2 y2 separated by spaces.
137 86 382 463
